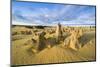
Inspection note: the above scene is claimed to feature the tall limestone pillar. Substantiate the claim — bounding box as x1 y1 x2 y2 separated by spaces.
37 31 46 51
56 23 62 43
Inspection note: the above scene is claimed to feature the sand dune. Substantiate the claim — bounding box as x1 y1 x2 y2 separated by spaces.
79 39 96 60
32 46 88 64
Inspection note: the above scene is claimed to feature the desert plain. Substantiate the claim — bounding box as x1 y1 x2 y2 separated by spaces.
11 23 96 65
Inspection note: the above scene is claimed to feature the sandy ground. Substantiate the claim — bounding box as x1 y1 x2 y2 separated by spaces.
11 25 96 65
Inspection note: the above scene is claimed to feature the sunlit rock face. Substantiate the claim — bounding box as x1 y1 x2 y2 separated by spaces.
56 23 63 43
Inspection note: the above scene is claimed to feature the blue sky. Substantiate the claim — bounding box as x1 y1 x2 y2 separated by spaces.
12 1 96 26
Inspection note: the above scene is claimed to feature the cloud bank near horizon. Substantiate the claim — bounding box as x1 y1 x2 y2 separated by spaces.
12 1 96 26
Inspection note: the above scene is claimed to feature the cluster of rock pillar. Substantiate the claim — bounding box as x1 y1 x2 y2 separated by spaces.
55 23 82 50
35 22 82 51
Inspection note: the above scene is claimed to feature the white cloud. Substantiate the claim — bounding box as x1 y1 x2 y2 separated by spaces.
12 2 95 26
12 21 36 26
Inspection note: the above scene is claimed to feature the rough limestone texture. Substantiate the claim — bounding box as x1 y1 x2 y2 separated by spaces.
37 31 46 51
64 30 81 50
56 23 62 43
